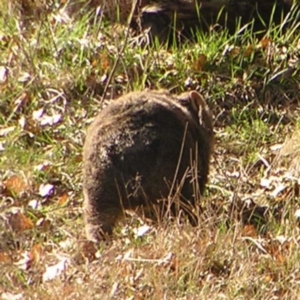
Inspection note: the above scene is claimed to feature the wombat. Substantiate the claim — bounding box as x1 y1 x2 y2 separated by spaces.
138 0 294 44
63 1 294 44
83 90 213 241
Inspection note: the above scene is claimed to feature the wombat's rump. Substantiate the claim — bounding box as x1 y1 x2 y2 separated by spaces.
83 90 213 241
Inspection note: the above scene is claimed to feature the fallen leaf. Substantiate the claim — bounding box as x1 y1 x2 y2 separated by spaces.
100 73 107 83
294 181 300 197
14 244 43 271
260 178 273 188
14 92 29 109
264 275 272 283
133 224 151 238
8 211 34 232
294 209 300 222
0 65 8 84
57 193 69 206
59 238 74 250
259 38 272 50
53 7 71 24
0 252 12 263
43 257 68 282
110 282 119 298
14 251 32 270
1 292 23 300
242 224 258 238
270 143 283 151
99 52 110 72
33 161 51 172
192 54 207 71
0 126 15 137
244 45 254 57
39 113 62 126
39 183 54 197
32 108 62 126
18 72 31 83
0 31 10 47
275 235 289 244
18 116 26 129
30 244 43 264
3 175 28 197
28 199 39 209
36 218 52 230
270 183 286 198
32 108 44 120
230 47 240 58
80 241 98 262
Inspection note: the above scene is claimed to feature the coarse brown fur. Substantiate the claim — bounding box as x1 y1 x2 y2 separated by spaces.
83 90 213 241
63 1 296 44
138 0 295 44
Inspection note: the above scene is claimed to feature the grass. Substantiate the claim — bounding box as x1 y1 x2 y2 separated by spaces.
1 1 300 299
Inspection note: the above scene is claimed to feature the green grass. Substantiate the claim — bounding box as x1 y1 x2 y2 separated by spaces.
0 1 300 299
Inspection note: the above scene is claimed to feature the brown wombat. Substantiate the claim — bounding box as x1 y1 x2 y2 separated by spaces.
65 0 295 44
139 0 294 44
83 90 213 241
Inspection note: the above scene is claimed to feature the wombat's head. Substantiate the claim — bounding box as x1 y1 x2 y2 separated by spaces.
176 90 213 140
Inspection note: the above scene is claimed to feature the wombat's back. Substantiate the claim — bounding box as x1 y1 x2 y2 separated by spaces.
83 90 213 241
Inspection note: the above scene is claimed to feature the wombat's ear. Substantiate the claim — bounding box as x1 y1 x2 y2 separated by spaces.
189 91 207 112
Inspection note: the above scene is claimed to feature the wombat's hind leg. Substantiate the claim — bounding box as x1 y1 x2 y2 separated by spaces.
84 206 123 242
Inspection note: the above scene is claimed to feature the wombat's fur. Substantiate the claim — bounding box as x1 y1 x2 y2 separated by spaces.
83 90 213 241
138 0 295 44
64 1 295 44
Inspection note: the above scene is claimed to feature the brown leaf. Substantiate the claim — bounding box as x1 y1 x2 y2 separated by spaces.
192 54 207 71
80 241 98 262
8 212 34 232
30 244 43 264
229 47 240 58
260 38 272 50
244 45 254 57
3 175 28 197
92 52 110 72
57 193 69 206
294 181 299 197
0 252 12 263
36 218 52 230
274 252 285 264
15 244 43 270
242 225 258 238
264 275 272 283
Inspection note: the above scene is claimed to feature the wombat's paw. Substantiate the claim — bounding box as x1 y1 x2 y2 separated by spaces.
85 223 113 242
